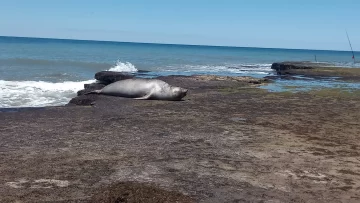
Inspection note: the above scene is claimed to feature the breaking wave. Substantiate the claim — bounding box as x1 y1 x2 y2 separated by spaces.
0 59 139 108
0 79 95 108
108 60 138 72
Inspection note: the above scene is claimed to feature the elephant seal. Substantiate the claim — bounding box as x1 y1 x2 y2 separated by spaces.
86 78 188 101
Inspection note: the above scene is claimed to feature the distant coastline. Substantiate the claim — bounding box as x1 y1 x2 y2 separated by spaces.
1 35 358 53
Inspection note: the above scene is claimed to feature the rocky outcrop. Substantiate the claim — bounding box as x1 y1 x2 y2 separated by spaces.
269 61 360 81
95 71 135 85
271 61 332 74
68 95 97 106
272 62 314 71
77 83 106 96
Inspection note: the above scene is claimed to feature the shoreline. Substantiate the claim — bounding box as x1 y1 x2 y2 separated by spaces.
2 61 360 109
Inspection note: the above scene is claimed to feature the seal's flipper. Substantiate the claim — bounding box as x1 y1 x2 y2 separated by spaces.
84 90 102 95
134 93 152 100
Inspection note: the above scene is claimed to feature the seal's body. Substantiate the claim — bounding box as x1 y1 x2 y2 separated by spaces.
87 79 188 101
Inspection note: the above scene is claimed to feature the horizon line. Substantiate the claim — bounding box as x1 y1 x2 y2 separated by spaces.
0 35 358 53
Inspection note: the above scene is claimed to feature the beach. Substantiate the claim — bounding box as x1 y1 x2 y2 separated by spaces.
1 68 360 202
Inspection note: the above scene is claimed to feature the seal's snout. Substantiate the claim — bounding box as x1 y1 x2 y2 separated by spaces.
172 87 188 100
182 88 188 96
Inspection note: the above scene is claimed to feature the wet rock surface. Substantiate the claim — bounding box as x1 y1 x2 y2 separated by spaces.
1 75 360 203
90 182 195 203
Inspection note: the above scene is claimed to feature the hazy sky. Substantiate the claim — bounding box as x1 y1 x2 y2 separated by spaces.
0 0 359 51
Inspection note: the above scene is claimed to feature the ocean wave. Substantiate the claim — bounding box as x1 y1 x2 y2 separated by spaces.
108 60 138 72
0 79 95 108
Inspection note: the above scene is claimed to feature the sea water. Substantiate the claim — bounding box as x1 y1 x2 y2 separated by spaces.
0 36 359 108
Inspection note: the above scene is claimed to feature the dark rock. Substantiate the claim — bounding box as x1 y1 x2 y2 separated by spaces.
77 89 88 96
95 71 134 84
137 69 151 74
77 83 106 96
271 62 315 72
271 61 333 75
248 80 261 84
84 82 107 89
77 90 85 96
68 95 98 106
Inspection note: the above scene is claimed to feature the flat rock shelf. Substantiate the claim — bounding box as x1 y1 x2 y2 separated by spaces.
1 73 360 203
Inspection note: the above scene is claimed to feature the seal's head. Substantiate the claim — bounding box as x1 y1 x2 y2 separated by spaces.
171 87 188 100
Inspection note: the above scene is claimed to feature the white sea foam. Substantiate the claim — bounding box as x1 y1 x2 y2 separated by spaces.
0 79 95 108
162 63 272 75
108 60 138 72
0 60 137 108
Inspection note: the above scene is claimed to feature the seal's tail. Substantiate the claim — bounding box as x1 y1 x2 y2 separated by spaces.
84 90 102 95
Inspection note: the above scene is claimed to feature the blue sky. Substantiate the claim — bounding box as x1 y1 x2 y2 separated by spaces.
0 0 359 51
